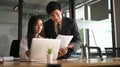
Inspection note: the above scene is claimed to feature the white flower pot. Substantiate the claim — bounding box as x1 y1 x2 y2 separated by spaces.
47 54 53 63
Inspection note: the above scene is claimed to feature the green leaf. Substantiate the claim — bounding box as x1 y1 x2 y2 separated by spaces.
47 48 52 54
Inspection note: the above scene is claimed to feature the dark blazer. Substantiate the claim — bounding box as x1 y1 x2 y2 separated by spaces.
44 17 81 59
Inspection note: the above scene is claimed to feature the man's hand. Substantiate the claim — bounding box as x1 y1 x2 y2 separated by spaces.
58 43 74 58
58 48 68 57
67 43 74 49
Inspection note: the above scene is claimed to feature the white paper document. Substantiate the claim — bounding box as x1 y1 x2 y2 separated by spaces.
56 35 73 48
0 56 14 62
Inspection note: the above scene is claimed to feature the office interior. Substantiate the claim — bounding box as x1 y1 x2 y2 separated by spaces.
0 0 120 59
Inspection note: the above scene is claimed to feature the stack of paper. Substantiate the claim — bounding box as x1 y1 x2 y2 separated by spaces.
0 56 14 62
56 35 73 48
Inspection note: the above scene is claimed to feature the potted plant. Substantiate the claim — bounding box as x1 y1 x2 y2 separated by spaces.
47 48 53 63
47 48 52 54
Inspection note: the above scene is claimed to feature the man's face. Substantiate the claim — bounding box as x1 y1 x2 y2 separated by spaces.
50 9 62 23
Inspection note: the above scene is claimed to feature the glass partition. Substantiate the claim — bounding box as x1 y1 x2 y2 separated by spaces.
74 0 112 58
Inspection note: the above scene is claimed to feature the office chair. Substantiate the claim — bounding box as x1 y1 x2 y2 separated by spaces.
105 48 113 58
10 40 20 58
105 47 120 58
88 46 102 59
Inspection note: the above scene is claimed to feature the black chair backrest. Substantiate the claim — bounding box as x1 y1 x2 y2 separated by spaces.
10 40 20 57
105 47 120 58
88 46 102 59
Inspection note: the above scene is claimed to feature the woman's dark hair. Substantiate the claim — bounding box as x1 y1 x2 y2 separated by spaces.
46 1 61 15
27 15 44 49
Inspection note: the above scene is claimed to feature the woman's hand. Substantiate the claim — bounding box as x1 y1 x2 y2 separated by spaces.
58 48 68 58
25 50 30 57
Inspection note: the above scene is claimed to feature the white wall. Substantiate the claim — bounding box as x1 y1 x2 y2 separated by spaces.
0 9 30 56
0 23 18 56
0 11 18 56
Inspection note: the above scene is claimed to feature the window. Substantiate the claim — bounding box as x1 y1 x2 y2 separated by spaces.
75 0 113 53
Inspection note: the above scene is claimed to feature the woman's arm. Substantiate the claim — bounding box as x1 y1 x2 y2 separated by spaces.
19 36 29 59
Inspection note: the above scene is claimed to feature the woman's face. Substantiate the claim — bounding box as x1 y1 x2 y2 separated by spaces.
50 9 62 23
34 19 43 34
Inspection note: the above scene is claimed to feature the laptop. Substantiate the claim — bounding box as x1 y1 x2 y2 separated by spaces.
29 38 61 61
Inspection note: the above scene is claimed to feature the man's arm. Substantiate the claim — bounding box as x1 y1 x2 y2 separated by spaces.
70 20 81 52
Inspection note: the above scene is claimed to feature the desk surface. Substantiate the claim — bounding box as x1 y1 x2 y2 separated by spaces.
1 58 120 67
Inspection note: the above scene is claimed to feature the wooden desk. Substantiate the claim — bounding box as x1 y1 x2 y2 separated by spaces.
1 58 120 67
61 58 120 67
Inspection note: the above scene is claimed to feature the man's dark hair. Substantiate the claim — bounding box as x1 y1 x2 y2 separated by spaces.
46 1 61 15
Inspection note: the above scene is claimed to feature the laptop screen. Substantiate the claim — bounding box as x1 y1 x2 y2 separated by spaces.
30 38 61 61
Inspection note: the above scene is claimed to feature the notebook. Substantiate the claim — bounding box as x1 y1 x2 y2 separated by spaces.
29 38 61 61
